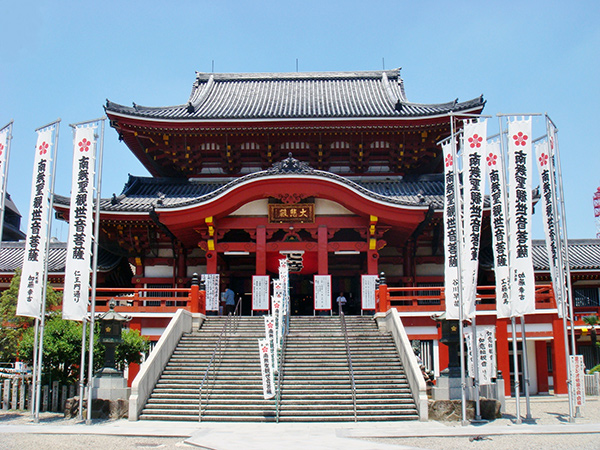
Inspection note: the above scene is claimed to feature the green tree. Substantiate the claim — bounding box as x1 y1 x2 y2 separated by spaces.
0 269 61 362
1 270 149 384
19 318 150 385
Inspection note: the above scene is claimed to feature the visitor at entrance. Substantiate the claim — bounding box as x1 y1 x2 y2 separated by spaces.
336 292 347 315
222 285 235 315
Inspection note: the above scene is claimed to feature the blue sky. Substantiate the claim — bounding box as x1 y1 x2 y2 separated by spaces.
1 0 599 240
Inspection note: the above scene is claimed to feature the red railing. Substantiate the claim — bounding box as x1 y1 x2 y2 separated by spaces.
377 284 557 313
54 286 205 314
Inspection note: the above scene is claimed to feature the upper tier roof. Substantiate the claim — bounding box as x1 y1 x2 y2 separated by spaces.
105 69 484 121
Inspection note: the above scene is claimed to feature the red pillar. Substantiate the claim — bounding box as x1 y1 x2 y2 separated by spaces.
256 225 266 275
437 323 449 375
367 250 378 275
318 225 328 275
552 317 569 394
535 340 549 394
127 319 143 386
496 318 511 396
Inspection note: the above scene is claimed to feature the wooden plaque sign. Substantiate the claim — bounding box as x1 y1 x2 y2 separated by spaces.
268 203 314 223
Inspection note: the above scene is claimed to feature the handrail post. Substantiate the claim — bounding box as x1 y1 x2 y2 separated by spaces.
189 273 201 313
378 272 389 313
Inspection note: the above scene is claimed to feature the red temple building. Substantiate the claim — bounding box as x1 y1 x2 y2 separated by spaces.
8 69 599 399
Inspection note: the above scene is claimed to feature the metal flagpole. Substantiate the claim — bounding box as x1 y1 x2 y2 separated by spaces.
450 114 468 426
472 315 481 420
546 115 576 421
30 319 39 417
33 119 61 423
510 317 522 424
520 316 532 419
498 115 521 424
78 319 87 420
0 121 14 248
86 117 106 425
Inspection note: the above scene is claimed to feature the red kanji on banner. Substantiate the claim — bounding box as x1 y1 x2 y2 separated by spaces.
468 134 483 148
39 142 49 155
445 154 453 167
78 138 91 152
512 131 528 146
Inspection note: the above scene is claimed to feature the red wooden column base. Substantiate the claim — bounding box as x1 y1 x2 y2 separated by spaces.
552 317 569 394
535 340 550 394
496 318 511 397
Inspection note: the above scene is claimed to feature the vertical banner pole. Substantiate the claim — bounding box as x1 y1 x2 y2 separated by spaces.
545 116 575 422
450 115 468 425
86 118 105 424
472 315 481 420
510 316 522 424
77 320 87 421
0 121 14 249
520 316 532 419
33 120 60 423
30 319 39 417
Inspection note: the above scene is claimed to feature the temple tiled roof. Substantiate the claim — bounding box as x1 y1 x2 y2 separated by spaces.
0 241 123 274
532 239 600 271
54 157 447 213
105 69 484 121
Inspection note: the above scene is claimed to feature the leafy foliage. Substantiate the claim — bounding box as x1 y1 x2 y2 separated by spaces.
0 269 61 362
1 270 150 384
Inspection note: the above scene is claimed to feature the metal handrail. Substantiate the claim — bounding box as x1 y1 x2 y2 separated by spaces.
198 297 242 421
275 302 291 422
274 328 289 422
340 311 357 422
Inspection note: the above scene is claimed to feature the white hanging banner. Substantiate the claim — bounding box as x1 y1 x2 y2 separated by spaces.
486 140 511 319
278 259 289 318
201 274 220 311
17 127 56 318
462 120 487 319
0 127 10 209
314 275 332 311
361 275 377 310
442 140 460 320
63 126 97 321
264 315 277 373
272 279 283 348
258 338 276 399
507 119 535 316
252 275 270 311
464 325 497 385
535 140 563 318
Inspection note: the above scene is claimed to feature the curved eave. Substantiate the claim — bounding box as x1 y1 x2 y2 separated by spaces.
106 106 485 131
156 174 431 241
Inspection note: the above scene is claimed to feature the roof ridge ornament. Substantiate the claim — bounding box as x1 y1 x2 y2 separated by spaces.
267 153 315 174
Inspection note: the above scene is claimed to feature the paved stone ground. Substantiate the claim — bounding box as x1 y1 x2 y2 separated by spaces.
0 396 599 449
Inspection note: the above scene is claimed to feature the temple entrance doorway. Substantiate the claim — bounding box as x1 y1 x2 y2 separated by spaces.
288 273 314 316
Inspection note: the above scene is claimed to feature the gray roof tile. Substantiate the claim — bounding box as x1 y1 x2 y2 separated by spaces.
105 70 484 121
532 239 600 271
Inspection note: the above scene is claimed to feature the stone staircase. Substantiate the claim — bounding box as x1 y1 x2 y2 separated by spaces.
139 314 418 422
140 316 272 421
279 316 418 421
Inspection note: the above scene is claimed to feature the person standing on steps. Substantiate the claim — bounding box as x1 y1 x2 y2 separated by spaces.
222 284 235 315
336 292 347 315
